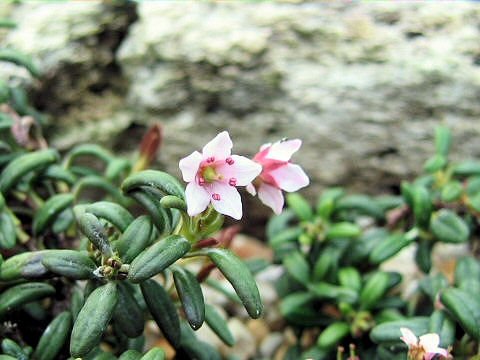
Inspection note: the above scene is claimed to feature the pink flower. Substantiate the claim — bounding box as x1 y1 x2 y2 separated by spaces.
246 139 309 214
400 328 452 360
179 131 262 220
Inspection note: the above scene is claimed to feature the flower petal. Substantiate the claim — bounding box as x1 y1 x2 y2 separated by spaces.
208 182 242 220
419 333 440 352
246 183 257 196
258 183 284 214
179 151 203 182
400 327 418 347
265 139 302 162
202 131 233 160
185 182 210 217
217 155 262 186
260 143 271 152
269 163 309 192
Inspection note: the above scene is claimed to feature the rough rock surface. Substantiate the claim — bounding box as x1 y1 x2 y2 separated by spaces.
2 2 480 215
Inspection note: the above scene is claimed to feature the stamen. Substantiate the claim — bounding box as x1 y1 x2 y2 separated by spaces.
207 156 215 163
198 177 205 186
225 157 234 165
212 193 221 201
229 178 237 187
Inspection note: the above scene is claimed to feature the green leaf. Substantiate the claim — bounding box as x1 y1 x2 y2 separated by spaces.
308 282 358 304
141 279 181 348
70 282 118 357
0 282 55 317
118 350 142 360
453 161 480 176
121 170 185 200
338 267 362 293
0 251 52 282
179 322 222 360
33 194 74 235
284 251 310 286
412 185 432 228
419 273 448 302
441 181 463 202
268 227 302 248
42 250 96 280
0 212 16 249
440 288 480 340
424 154 447 173
172 267 205 330
73 176 127 205
85 201 134 232
41 165 77 185
266 210 296 240
129 190 171 234
286 193 313 221
205 304 235 346
64 144 112 168
428 310 455 348
369 234 413 265
316 322 350 350
33 311 72 360
128 235 190 283
370 317 430 344
113 282 144 338
203 248 263 319
359 272 390 310
454 256 480 288
71 287 84 322
435 126 452 156
0 149 59 193
335 195 384 220
1 339 28 360
326 222 361 240
0 48 41 77
160 195 187 212
140 348 165 360
105 158 131 182
114 215 152 263
279 292 318 325
415 238 433 273
77 213 113 258
316 187 344 220
430 209 469 243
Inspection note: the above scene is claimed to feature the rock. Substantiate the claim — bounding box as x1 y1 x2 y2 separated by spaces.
259 332 284 358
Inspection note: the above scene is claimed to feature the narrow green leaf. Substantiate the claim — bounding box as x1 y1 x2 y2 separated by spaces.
42 250 96 280
70 282 118 357
359 272 390 310
113 282 144 338
33 311 72 360
369 234 412 265
441 181 463 202
85 201 134 232
338 267 362 293
286 193 313 221
326 222 361 240
121 170 185 200
172 267 205 330
128 235 190 283
440 288 480 339
430 209 469 243
370 317 430 344
204 248 263 319
33 194 74 235
316 322 350 350
77 213 113 258
141 279 181 348
335 194 384 220
140 348 166 360
205 304 235 346
0 212 16 249
0 282 55 317
114 215 152 263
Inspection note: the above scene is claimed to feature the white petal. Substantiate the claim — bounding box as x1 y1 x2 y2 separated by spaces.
265 139 302 161
259 143 271 152
217 155 262 186
208 182 242 220
269 163 310 192
419 333 440 352
400 328 418 346
202 131 232 160
179 151 203 182
185 182 210 217
258 183 284 214
246 183 257 196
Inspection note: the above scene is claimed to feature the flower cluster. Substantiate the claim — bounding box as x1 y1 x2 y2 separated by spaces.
179 131 309 219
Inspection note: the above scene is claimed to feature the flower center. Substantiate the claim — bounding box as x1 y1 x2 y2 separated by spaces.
201 165 221 184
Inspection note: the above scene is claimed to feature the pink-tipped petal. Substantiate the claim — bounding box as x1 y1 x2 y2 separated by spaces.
185 182 211 217
179 151 203 182
265 139 302 161
217 155 262 186
419 333 440 352
258 183 284 214
208 182 242 220
425 348 450 360
259 143 272 152
246 183 257 196
400 328 418 347
269 163 309 192
202 131 233 160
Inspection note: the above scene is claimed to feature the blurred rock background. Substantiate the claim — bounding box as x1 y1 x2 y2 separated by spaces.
1 2 480 235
